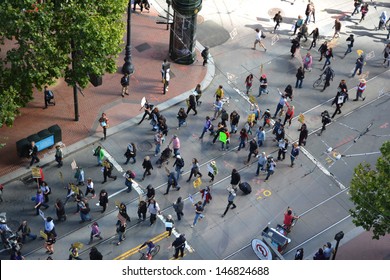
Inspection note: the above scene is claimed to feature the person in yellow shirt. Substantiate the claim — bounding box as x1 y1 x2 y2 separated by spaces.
214 85 224 101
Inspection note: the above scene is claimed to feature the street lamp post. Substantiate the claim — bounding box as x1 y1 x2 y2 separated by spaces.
122 0 135 75
332 231 344 260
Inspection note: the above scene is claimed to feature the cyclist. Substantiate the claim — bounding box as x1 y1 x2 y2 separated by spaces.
283 207 299 232
320 66 335 92
139 240 156 259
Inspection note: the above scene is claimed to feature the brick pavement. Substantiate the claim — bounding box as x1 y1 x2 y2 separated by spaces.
0 8 206 178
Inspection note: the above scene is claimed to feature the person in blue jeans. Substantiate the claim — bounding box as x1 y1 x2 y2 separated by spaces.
191 201 204 228
290 143 300 167
154 131 163 156
256 152 267 176
256 126 266 147
322 48 334 70
17 221 37 243
264 157 276 181
295 66 305 88
237 128 248 151
199 116 213 139
352 55 364 77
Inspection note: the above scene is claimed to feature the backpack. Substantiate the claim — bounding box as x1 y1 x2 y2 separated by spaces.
128 170 136 179
177 158 184 168
120 76 128 86
47 186 52 195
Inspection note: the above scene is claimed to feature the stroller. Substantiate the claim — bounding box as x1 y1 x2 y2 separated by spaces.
156 146 172 168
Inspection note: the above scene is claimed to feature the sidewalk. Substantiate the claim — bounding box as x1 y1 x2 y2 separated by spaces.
0 6 207 181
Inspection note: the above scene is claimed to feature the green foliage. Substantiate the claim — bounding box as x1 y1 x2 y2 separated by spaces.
349 141 390 240
0 0 128 127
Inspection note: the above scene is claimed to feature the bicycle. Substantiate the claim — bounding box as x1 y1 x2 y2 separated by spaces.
313 74 326 88
138 244 160 260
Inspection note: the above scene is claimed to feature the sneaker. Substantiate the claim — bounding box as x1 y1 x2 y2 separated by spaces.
362 97 366 101
191 225 194 228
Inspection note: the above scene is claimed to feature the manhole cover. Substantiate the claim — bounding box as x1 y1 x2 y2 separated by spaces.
138 141 153 152
268 8 285 17
135 43 151 53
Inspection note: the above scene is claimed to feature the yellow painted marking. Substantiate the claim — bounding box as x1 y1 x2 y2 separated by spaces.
169 253 187 260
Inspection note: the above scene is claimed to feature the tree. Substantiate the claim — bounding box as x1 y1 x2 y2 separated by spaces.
0 0 128 127
349 141 390 240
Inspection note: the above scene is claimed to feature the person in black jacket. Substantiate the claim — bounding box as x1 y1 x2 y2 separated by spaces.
273 11 283 33
141 156 153 181
230 169 241 189
319 110 331 136
308 28 319 50
89 246 103 260
295 67 305 88
229 110 240 133
186 94 197 115
172 234 186 259
201 47 209 66
28 141 40 168
247 139 258 163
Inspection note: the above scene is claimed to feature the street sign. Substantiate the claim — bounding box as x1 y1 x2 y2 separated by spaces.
251 239 272 260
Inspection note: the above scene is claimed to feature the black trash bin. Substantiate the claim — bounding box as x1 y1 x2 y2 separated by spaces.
16 138 30 158
48 124 62 144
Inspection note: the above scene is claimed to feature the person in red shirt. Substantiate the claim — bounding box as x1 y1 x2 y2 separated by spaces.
283 207 299 231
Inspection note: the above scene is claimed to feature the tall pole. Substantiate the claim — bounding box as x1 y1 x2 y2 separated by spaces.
122 0 135 75
71 40 79 121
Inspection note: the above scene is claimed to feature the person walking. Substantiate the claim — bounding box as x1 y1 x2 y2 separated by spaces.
137 200 147 221
256 152 268 176
237 128 249 151
273 11 283 33
43 86 55 109
344 34 355 57
253 28 267 51
304 2 314 24
256 126 266 147
214 85 224 101
98 113 109 140
353 78 367 101
54 198 66 222
201 46 209 66
44 232 56 255
318 41 328 62
124 143 136 164
207 161 218 183
173 196 184 221
359 3 369 23
247 139 258 164
277 138 289 161
322 47 334 70
200 186 212 207
290 37 300 58
54 145 63 167
319 110 331 136
264 157 276 181
169 134 181 157
293 15 304 35
351 0 362 17
148 199 160 226
193 83 202 105
124 169 135 193
299 23 309 42
141 156 153 181
116 221 127 246
212 97 223 121
165 215 174 236
28 141 40 168
191 201 204 228
295 66 305 88
244 74 253 95
85 178 96 198
321 66 335 92
332 19 341 38
302 52 313 71
98 189 108 213
199 116 214 139
230 169 241 189
102 159 117 183
186 158 202 182
154 131 163 157
164 172 179 195
308 27 319 50
352 55 364 77
221 188 237 217
93 145 105 166
283 104 294 127
273 90 287 118
88 222 103 245
230 110 240 133
138 101 154 125
258 74 269 96
331 81 349 118
34 189 49 215
89 246 103 260
173 154 185 181
68 244 82 260
120 73 130 97
378 11 387 30
323 242 335 260
145 184 155 202
383 43 390 68
290 143 300 167
186 93 197 115
17 221 37 243
298 123 308 146
176 107 187 129
172 234 186 259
